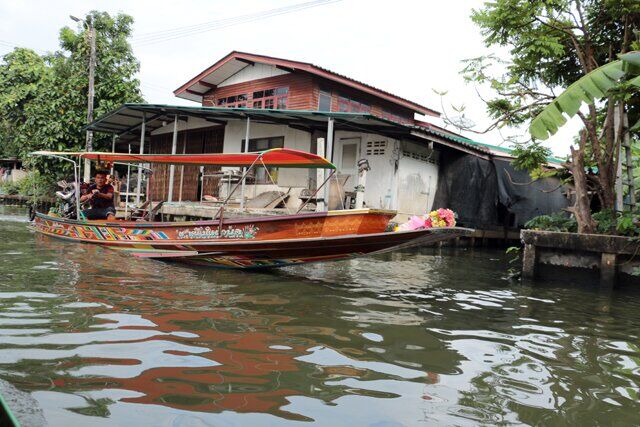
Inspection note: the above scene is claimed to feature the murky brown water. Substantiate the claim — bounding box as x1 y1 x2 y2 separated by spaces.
0 206 639 426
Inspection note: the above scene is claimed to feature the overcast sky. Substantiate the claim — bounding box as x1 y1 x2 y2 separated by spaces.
0 0 580 156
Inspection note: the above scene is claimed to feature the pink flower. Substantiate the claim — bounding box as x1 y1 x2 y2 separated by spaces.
439 209 456 227
407 215 426 230
424 217 433 228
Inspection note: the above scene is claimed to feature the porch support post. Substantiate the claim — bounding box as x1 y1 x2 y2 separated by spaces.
240 116 250 211
110 134 116 177
167 114 178 202
178 118 188 202
135 113 146 205
316 137 325 212
125 143 131 219
323 118 335 211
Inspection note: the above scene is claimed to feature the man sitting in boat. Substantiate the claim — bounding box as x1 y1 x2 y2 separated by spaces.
79 170 116 220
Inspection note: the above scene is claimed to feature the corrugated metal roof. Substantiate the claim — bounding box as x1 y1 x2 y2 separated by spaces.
86 103 564 165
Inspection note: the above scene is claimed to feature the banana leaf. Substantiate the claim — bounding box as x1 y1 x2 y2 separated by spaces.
529 60 625 140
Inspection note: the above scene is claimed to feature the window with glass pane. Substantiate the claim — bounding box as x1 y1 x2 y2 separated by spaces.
253 100 262 108
244 136 285 184
318 90 331 111
276 97 287 109
338 97 350 112
341 143 358 170
264 99 274 109
253 90 264 99
275 87 288 95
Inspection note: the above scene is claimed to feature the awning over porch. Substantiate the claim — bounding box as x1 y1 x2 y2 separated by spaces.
86 104 495 156
87 104 405 137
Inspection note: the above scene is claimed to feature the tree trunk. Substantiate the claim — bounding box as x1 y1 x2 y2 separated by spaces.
569 144 596 233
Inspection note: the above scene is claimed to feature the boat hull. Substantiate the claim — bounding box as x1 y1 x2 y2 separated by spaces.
32 211 473 269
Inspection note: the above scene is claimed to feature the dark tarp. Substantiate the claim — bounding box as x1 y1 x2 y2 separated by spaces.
494 159 570 227
432 151 570 229
432 152 499 228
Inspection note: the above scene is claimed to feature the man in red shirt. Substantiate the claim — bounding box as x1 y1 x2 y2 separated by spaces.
80 170 116 220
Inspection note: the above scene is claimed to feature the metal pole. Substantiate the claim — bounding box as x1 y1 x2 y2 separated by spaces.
323 118 334 211
110 135 116 177
167 115 179 202
316 138 325 212
240 116 250 210
136 113 146 205
74 163 81 219
125 144 131 219
179 125 187 202
83 16 96 183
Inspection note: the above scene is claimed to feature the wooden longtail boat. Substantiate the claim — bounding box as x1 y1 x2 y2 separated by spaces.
30 148 472 269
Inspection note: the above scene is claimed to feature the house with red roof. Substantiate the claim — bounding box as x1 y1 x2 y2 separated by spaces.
89 51 569 230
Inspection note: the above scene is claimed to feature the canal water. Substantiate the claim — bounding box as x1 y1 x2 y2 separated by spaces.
0 206 639 426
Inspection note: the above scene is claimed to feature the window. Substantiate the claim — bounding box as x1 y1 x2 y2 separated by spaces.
318 89 331 111
247 136 284 152
219 86 288 110
380 109 410 124
216 94 248 108
244 136 285 183
366 140 387 155
337 95 370 113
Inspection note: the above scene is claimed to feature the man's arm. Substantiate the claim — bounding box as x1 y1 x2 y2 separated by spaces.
92 186 114 200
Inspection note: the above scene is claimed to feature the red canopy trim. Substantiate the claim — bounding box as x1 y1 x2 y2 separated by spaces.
32 148 335 169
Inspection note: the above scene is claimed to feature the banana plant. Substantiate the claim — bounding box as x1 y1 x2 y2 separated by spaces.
529 51 640 140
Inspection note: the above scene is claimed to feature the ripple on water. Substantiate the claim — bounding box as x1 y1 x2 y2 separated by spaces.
1 208 640 426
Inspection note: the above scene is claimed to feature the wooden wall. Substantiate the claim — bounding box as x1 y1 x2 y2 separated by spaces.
202 73 316 111
149 126 224 201
200 70 415 123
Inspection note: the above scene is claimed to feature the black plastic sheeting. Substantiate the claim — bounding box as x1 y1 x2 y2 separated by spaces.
432 152 570 229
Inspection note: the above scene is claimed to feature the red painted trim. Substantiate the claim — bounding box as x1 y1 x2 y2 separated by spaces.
174 51 439 117
186 89 205 96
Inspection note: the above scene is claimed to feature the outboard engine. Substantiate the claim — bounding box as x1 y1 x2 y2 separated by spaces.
54 181 81 219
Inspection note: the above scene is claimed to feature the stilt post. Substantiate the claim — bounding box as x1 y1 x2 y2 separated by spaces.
240 116 251 211
323 118 334 211
167 114 178 202
135 113 146 205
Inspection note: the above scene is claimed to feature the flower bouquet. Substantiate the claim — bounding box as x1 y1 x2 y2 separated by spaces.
395 208 456 231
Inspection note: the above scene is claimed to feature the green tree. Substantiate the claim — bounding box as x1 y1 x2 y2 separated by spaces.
465 0 640 233
0 48 49 158
0 11 143 176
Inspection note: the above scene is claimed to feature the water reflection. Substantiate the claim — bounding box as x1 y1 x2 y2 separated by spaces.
0 207 639 425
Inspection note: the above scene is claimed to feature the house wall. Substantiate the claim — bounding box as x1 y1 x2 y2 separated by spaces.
222 121 313 188
313 78 415 124
199 66 416 124
396 140 439 216
333 131 400 210
203 73 316 111
148 120 224 201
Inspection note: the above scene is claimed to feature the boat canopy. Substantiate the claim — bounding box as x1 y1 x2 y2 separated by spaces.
31 148 336 169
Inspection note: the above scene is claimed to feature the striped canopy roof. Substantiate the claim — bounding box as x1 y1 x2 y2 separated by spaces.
31 148 336 169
